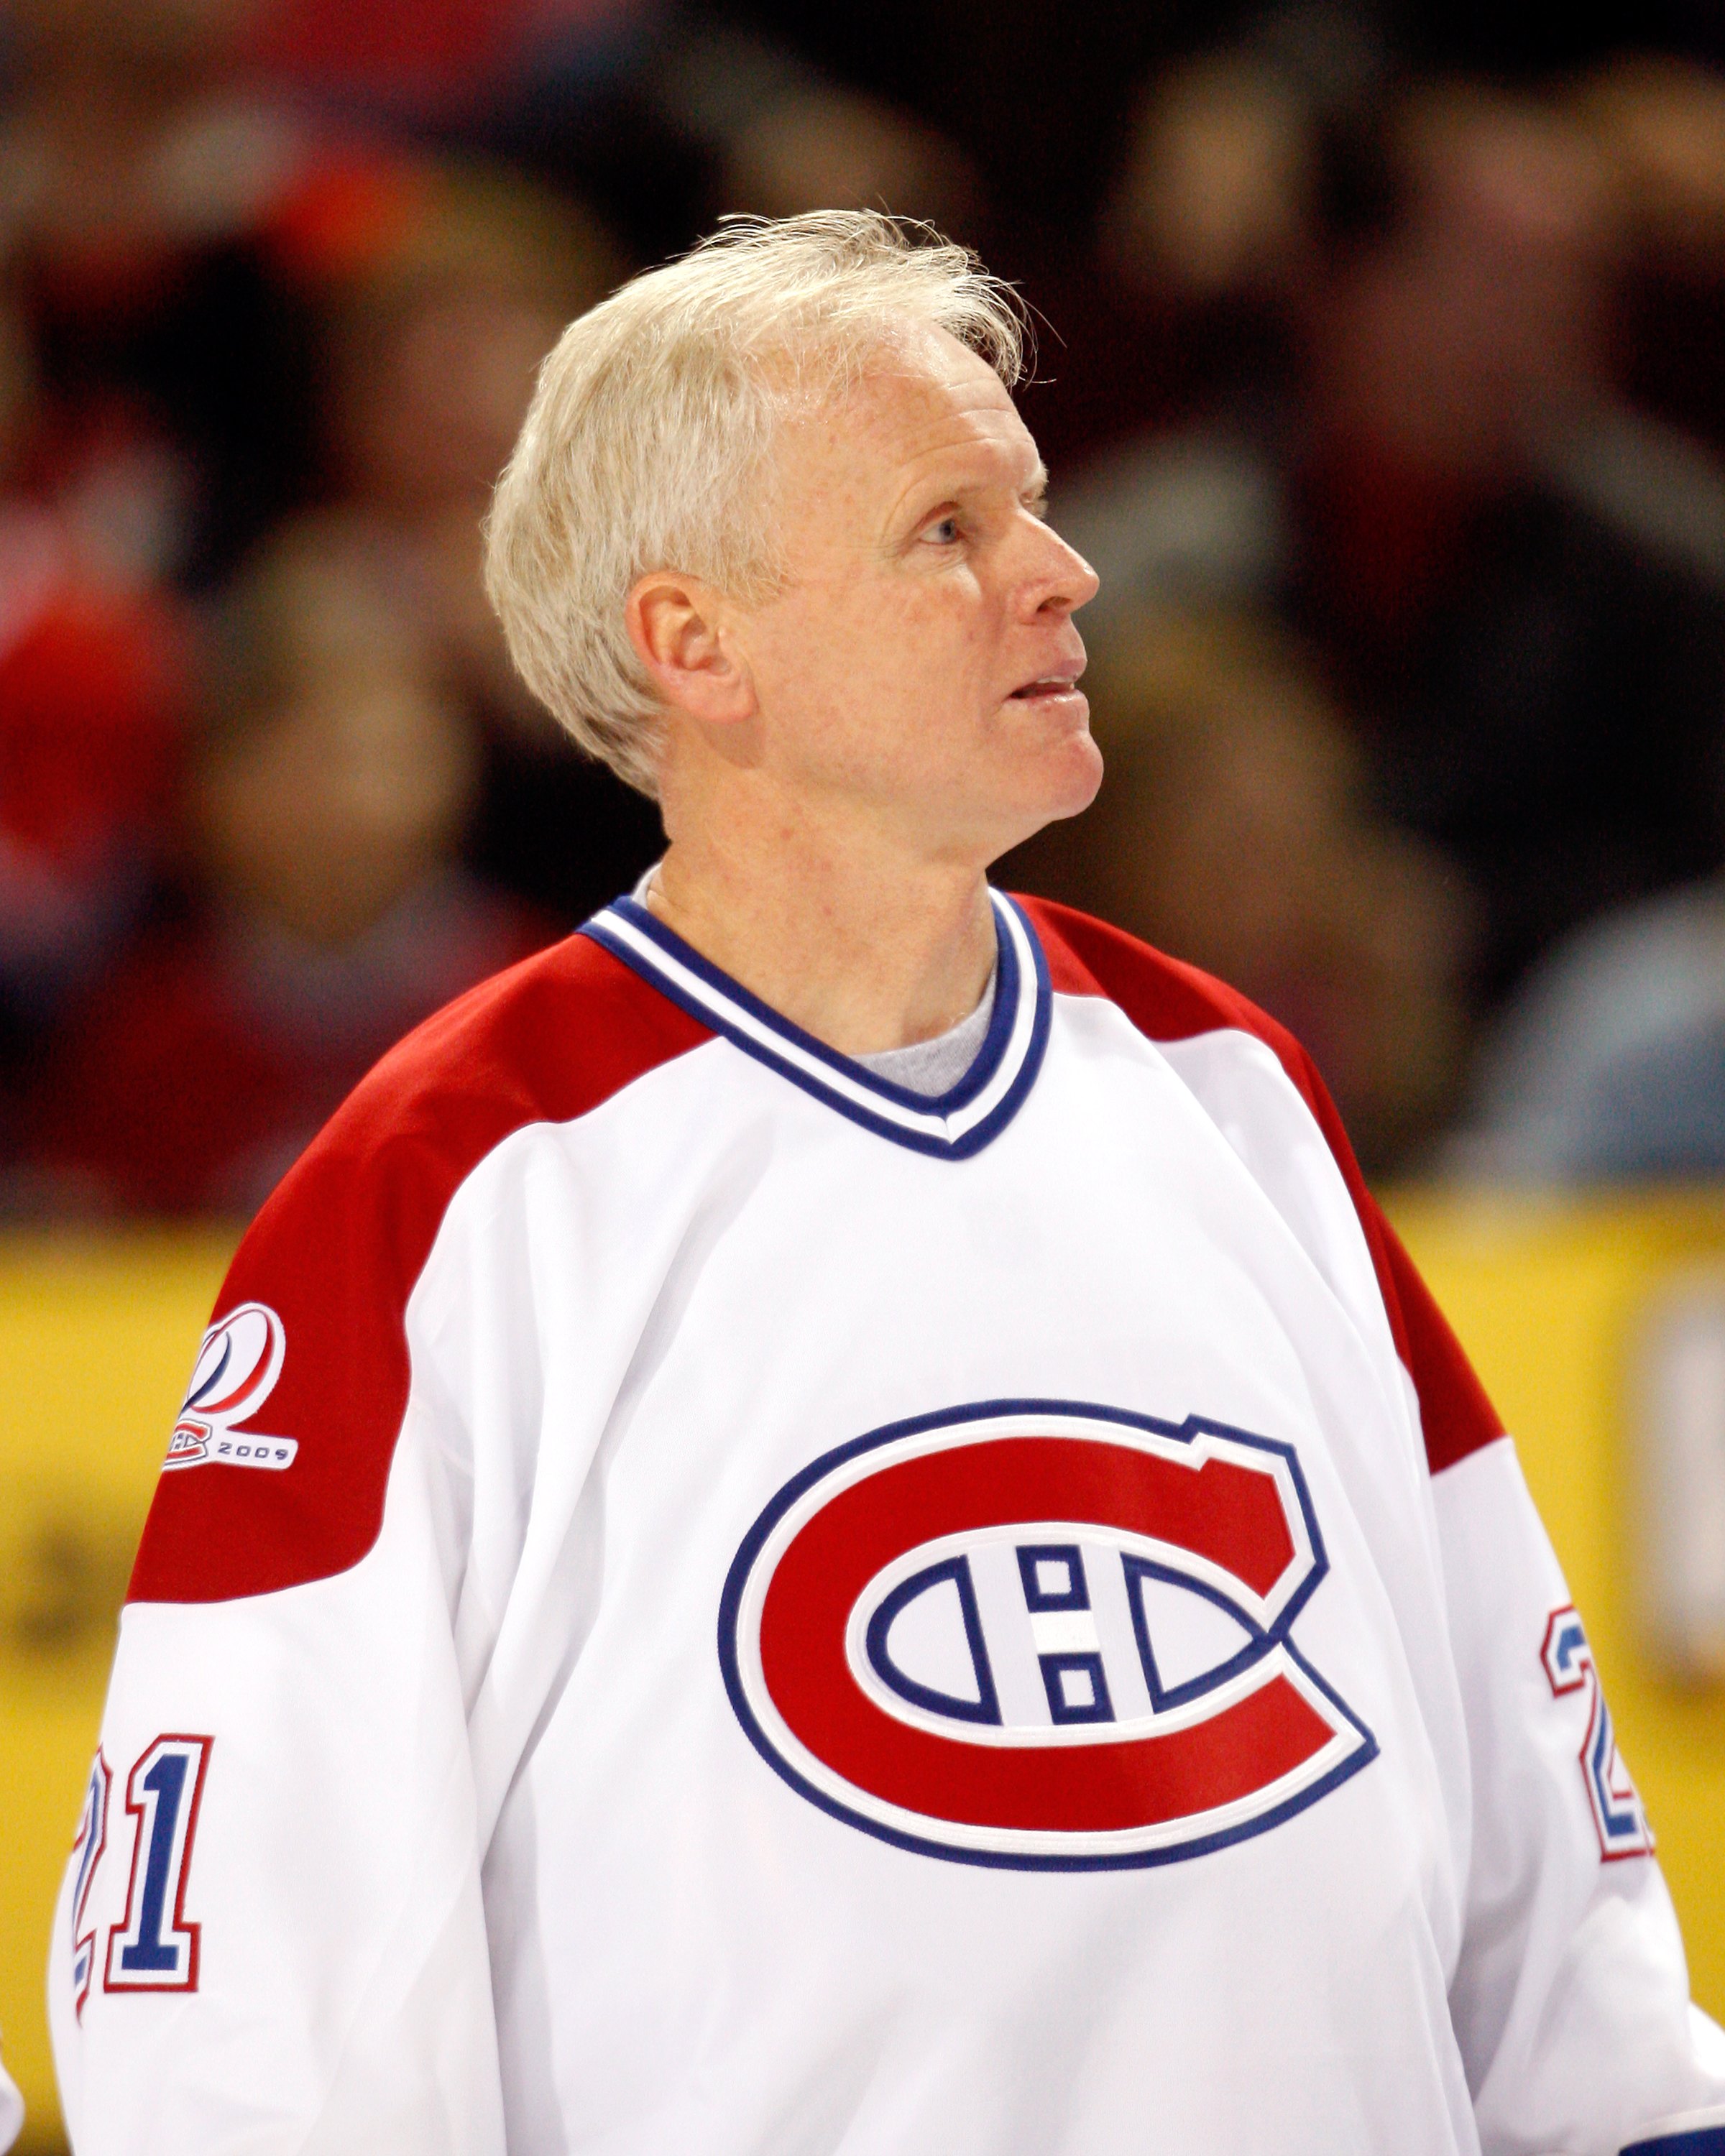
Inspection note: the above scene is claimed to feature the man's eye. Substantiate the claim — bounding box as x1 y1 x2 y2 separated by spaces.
924 515 962 545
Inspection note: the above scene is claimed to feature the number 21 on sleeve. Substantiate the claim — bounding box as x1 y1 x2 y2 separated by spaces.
104 1735 213 1994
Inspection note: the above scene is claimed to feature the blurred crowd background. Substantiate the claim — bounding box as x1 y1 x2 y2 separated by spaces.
3 0 1725 1207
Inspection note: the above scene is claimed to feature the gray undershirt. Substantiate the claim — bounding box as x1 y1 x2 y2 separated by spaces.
852 971 998 1096
633 862 998 1098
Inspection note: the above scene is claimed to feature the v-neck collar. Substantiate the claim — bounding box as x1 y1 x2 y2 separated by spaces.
579 888 1050 1159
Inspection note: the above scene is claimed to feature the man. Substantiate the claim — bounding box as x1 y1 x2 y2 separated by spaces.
51 213 1725 2153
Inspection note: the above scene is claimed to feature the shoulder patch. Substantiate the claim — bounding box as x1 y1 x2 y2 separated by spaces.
128 931 711 1603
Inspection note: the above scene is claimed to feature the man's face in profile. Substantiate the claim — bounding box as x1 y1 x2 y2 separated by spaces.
730 326 1103 865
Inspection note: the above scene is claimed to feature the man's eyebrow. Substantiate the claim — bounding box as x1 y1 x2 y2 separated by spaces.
891 453 1049 530
932 459 1049 504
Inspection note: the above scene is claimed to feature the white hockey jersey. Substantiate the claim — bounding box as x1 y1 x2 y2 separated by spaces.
50 890 1725 2155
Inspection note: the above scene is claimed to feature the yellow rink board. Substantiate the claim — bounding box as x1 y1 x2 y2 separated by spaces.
0 1233 236 2151
1393 1194 1725 2020
4 1201 1725 2147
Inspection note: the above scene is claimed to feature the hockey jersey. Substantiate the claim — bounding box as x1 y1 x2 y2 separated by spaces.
50 891 1725 2155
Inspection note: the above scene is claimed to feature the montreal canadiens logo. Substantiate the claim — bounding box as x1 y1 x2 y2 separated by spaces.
163 1302 297 1473
719 1401 1376 1869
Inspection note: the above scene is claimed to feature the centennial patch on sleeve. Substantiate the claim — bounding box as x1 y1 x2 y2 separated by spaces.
164 1304 297 1474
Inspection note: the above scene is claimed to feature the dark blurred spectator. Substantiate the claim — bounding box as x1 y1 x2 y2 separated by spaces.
310 163 661 923
1107 55 1316 303
0 0 432 583
17 523 548 1215
1006 606 1474 1170
316 165 620 713
1296 86 1725 1003
1582 55 1725 461
237 0 705 257
0 516 186 1039
714 87 978 232
1062 80 1725 1015
0 288 190 1086
1455 872 1725 1180
729 0 1184 235
1000 52 1312 480
1037 7 1389 475
239 0 661 129
654 25 983 236
240 0 983 265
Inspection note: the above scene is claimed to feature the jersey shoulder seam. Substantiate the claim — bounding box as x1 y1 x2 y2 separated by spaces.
127 933 713 1606
1016 894 1506 1478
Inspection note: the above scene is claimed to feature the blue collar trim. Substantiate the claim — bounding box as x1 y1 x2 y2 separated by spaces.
579 888 1050 1160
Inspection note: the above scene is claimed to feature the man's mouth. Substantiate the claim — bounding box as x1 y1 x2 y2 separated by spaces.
1008 672 1084 700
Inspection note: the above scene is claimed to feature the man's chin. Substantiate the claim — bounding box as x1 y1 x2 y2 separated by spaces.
974 732 1104 862
1037 728 1105 820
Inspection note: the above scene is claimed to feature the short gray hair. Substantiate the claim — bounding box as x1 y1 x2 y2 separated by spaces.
482 211 1027 795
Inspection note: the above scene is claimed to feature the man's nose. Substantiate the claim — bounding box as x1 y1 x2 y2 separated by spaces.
1021 518 1100 617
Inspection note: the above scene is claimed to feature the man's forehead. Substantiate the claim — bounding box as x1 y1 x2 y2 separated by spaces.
791 328 1039 492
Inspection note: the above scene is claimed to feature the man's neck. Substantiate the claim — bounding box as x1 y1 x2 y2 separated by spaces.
646 829 998 1059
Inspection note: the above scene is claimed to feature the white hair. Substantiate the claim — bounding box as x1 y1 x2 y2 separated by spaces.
482 211 1027 796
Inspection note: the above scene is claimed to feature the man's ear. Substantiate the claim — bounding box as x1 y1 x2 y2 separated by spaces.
625 572 756 727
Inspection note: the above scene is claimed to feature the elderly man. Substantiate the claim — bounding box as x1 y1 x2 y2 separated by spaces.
52 215 1725 2155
